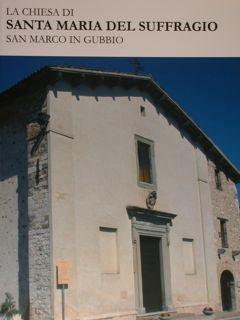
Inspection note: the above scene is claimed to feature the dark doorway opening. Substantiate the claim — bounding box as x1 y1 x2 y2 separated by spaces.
140 235 163 312
220 270 236 311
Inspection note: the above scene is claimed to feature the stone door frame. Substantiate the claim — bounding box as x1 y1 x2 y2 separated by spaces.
127 206 176 314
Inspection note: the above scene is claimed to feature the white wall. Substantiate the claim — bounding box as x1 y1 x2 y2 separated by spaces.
48 81 219 319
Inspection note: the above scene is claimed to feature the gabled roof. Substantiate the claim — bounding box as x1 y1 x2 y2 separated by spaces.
1 65 240 183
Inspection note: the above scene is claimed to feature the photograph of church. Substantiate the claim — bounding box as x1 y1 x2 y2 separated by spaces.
0 65 240 320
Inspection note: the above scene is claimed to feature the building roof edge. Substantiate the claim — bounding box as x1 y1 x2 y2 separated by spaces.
1 65 239 183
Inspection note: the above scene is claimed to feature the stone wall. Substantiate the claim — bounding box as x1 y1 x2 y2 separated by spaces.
0 118 28 316
0 91 53 320
208 161 240 310
27 114 52 320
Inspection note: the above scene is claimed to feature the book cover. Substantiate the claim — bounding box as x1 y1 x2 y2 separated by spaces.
0 1 240 320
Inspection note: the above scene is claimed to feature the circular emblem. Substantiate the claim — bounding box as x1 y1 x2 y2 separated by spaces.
146 191 157 209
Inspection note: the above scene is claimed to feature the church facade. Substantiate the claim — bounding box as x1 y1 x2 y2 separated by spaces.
0 66 240 320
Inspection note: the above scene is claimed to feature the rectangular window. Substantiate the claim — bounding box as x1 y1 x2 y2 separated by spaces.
135 136 156 188
219 219 228 248
99 227 119 274
215 168 222 190
182 238 195 275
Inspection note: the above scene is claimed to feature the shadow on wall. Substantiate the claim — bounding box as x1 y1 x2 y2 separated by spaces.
0 118 29 319
54 82 196 149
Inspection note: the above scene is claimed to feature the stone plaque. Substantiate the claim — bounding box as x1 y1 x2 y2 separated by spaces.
57 260 70 285
236 280 240 288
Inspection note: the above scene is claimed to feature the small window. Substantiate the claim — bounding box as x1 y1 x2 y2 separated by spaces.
219 219 228 248
140 106 146 117
135 136 156 188
99 227 119 274
182 238 195 275
215 168 222 190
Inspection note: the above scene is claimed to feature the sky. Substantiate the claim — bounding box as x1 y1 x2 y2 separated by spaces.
0 56 239 193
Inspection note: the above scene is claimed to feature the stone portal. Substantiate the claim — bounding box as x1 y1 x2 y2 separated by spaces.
127 206 176 314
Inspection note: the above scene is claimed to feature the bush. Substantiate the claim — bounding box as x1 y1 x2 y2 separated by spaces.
0 293 22 320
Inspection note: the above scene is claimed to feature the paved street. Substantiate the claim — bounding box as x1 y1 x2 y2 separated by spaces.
171 311 240 320
139 311 240 320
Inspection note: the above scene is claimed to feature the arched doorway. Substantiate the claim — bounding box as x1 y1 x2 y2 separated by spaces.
220 270 236 311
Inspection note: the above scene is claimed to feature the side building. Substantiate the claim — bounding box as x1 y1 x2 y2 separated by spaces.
209 161 240 311
0 66 239 320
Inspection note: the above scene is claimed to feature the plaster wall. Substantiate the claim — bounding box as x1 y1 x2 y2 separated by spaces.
48 81 219 319
194 148 219 311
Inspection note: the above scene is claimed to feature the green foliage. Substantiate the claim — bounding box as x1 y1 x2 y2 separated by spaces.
0 293 19 319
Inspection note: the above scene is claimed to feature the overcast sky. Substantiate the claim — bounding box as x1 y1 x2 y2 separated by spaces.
0 56 239 193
